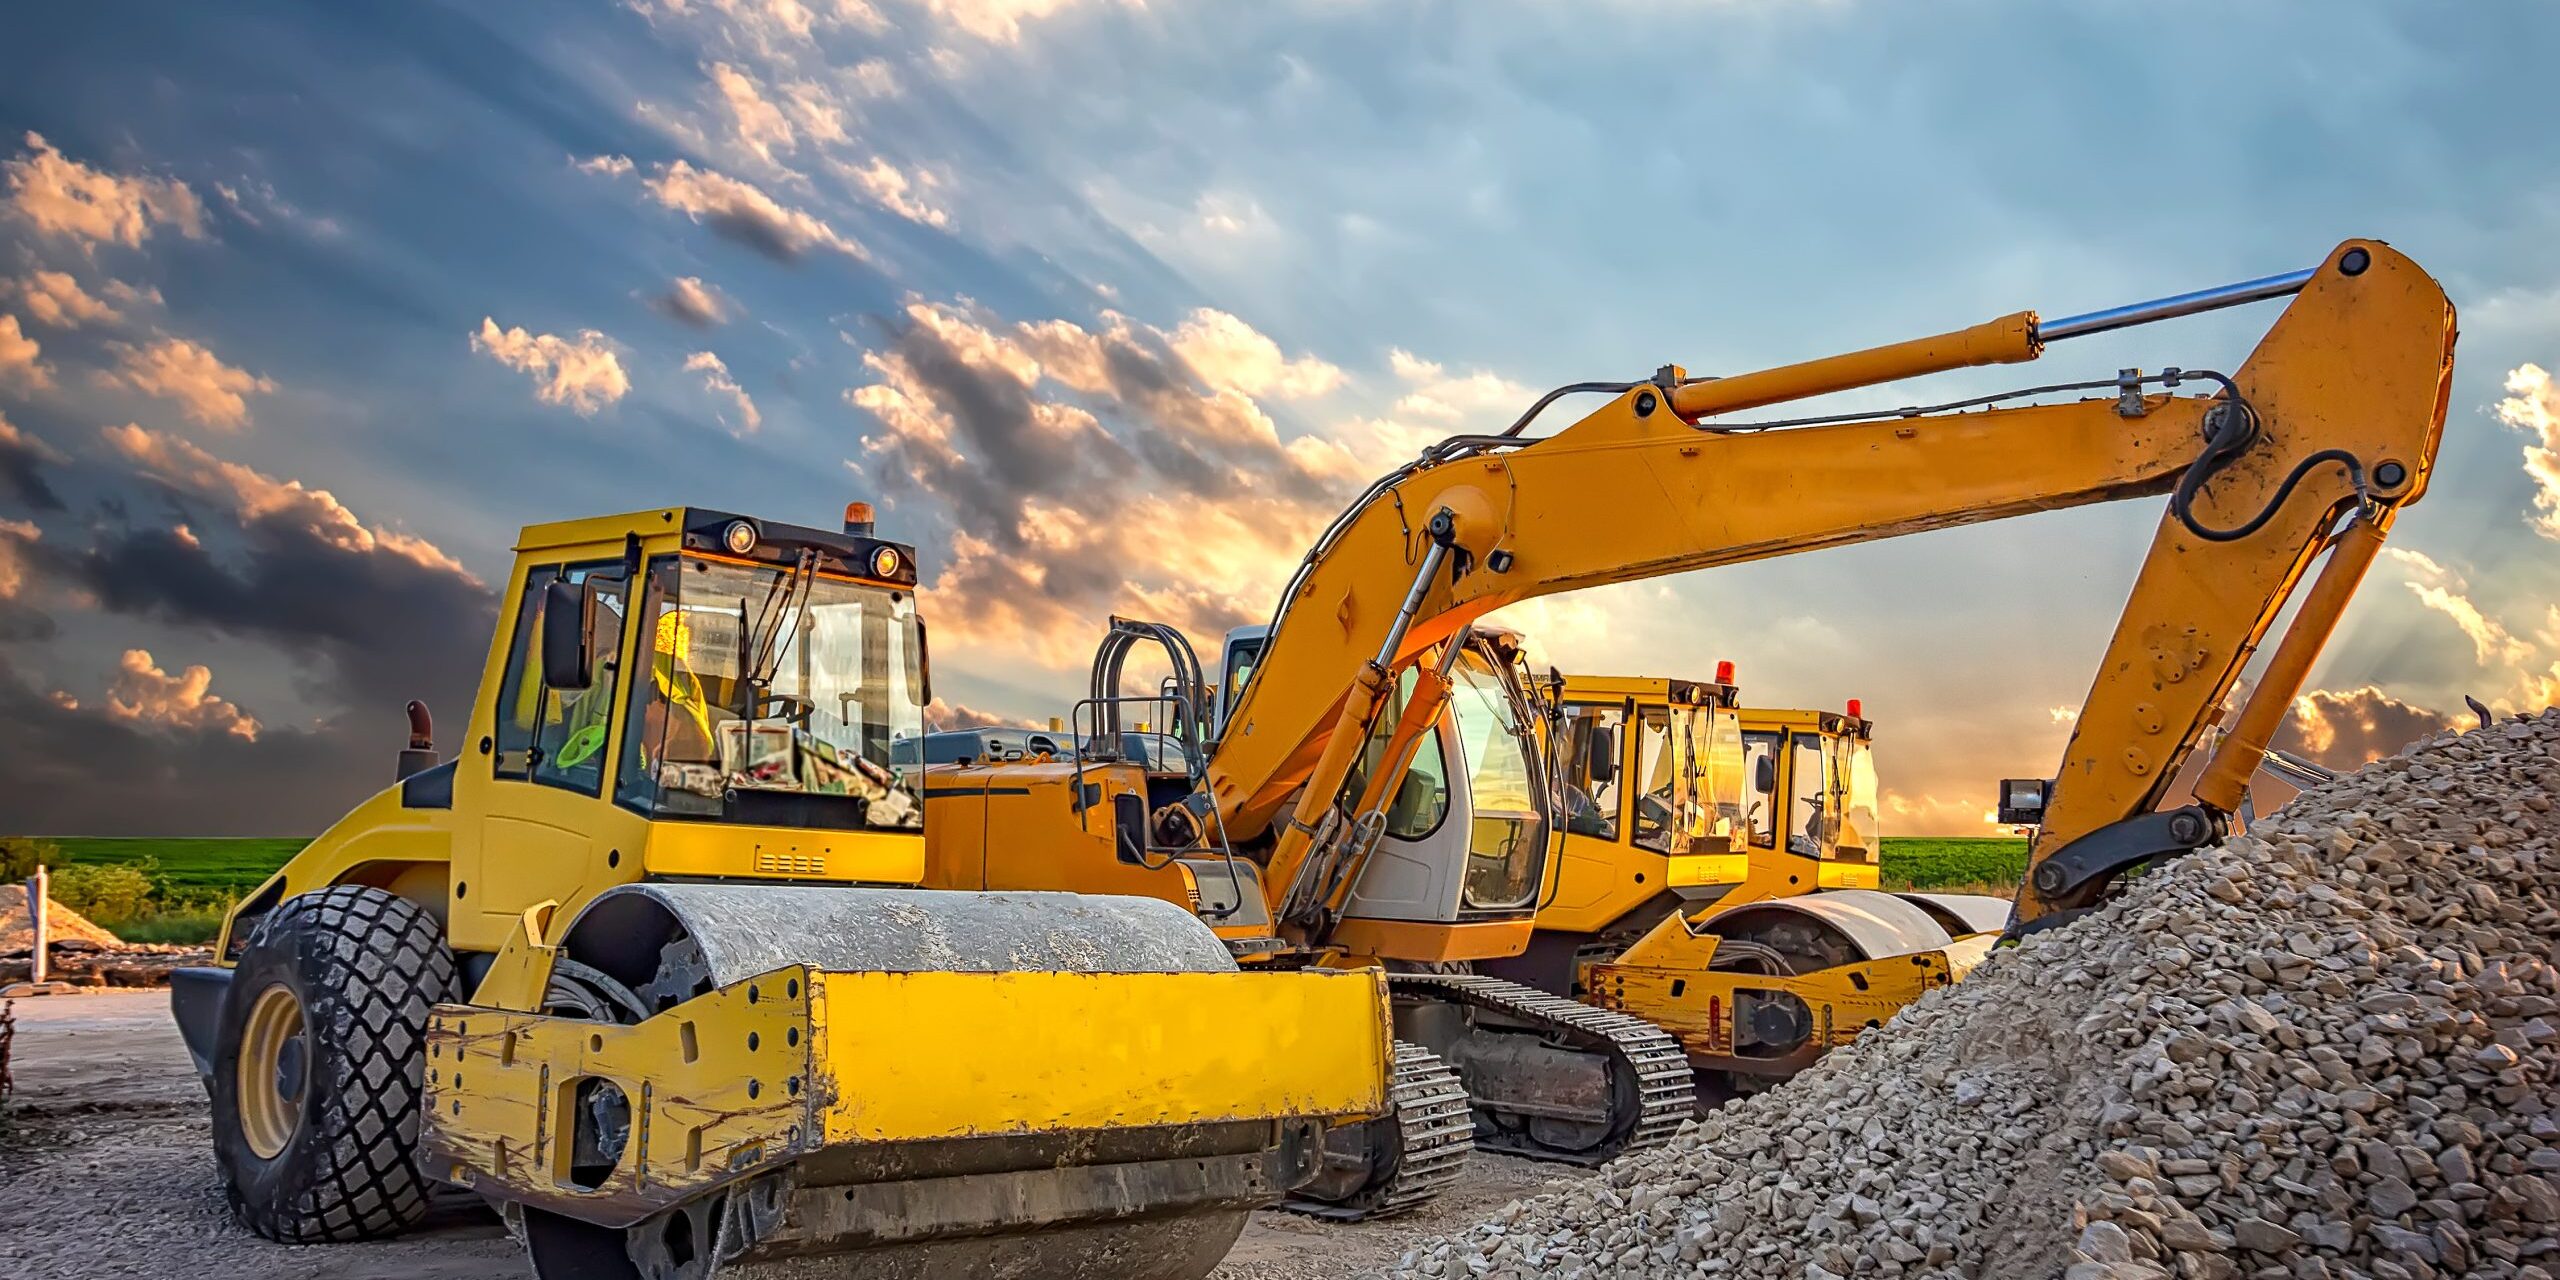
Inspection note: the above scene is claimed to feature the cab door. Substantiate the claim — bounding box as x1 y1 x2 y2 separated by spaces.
1536 699 1633 930
449 559 637 950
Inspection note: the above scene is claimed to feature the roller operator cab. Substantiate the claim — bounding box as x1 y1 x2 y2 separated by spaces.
1735 706 1883 893
1573 699 2010 1090
169 505 1394 1280
1536 674 1752 943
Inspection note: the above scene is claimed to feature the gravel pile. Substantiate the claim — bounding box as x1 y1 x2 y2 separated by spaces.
0 884 125 952
1394 709 2560 1280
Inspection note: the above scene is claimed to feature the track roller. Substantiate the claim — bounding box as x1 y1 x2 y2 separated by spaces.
1388 973 1694 1166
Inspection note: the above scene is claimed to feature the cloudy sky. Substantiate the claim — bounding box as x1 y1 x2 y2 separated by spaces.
2 0 2555 836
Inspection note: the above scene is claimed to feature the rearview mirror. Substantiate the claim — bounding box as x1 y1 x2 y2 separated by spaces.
1753 754 1778 795
1584 725 1618 787
541 578 599 690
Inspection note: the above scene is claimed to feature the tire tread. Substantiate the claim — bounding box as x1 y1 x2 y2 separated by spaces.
219 885 455 1244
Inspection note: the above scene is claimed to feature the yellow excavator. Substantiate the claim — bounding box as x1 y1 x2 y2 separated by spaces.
170 508 1397 1279
921 239 2453 1212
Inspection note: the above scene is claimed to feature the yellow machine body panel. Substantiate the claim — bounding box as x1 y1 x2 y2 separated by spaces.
213 783 456 958
425 963 1389 1224
817 968 1392 1142
1584 929 1994 1077
919 762 1289 944
425 969 810 1211
925 761 1171 897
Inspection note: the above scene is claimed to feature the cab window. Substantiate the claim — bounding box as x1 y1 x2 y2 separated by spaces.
491 560 631 797
1789 733 1829 855
1742 730 1781 847
1558 704 1624 841
1220 640 1262 732
1450 656 1544 911
1632 705 1677 853
1340 667 1451 840
1702 708 1747 839
491 567 553 779
1834 736 1880 856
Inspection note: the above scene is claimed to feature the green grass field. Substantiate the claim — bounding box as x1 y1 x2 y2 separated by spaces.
1877 837 2028 892
14 834 2031 944
46 836 310 896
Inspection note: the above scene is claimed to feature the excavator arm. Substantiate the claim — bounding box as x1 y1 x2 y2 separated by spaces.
1208 240 2454 932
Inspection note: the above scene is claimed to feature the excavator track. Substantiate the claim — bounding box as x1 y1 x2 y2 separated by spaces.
1282 1041 1473 1220
1390 973 1693 1165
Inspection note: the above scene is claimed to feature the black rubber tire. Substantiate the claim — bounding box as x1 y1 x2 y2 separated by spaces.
211 884 456 1242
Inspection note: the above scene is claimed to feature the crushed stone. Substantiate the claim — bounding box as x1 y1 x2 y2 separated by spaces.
1392 709 2560 1280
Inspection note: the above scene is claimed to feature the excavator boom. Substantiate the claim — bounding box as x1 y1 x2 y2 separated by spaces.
1210 240 2454 931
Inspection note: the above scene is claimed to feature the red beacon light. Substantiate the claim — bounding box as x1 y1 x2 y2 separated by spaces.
1714 659 1735 685
1846 698 1864 720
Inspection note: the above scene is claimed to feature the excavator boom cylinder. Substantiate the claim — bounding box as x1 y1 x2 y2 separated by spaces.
1668 312 2041 420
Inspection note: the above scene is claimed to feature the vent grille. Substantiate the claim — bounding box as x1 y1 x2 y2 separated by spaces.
754 850 828 876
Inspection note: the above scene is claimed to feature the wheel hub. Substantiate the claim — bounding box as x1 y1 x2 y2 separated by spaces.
237 983 309 1160
273 1035 308 1101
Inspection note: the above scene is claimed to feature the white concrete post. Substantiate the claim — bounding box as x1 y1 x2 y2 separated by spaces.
26 865 49 987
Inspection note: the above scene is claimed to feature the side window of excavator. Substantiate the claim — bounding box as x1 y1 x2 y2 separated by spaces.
1558 705 1622 841
1742 731 1781 847
1386 727 1451 839
1338 667 1451 840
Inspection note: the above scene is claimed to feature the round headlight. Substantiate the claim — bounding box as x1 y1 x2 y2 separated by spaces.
870 546 903 578
721 519 757 556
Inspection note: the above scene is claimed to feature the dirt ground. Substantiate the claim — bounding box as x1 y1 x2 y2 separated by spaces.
0 991 1586 1280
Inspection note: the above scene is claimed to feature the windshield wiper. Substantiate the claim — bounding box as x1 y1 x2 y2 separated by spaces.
738 551 816 723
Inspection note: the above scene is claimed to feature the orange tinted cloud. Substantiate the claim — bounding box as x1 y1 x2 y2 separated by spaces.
4 132 204 248
2273 685 2455 771
471 318 630 415
847 297 1348 668
106 648 259 740
0 314 47 389
101 424 472 578
97 336 276 430
2495 363 2560 541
